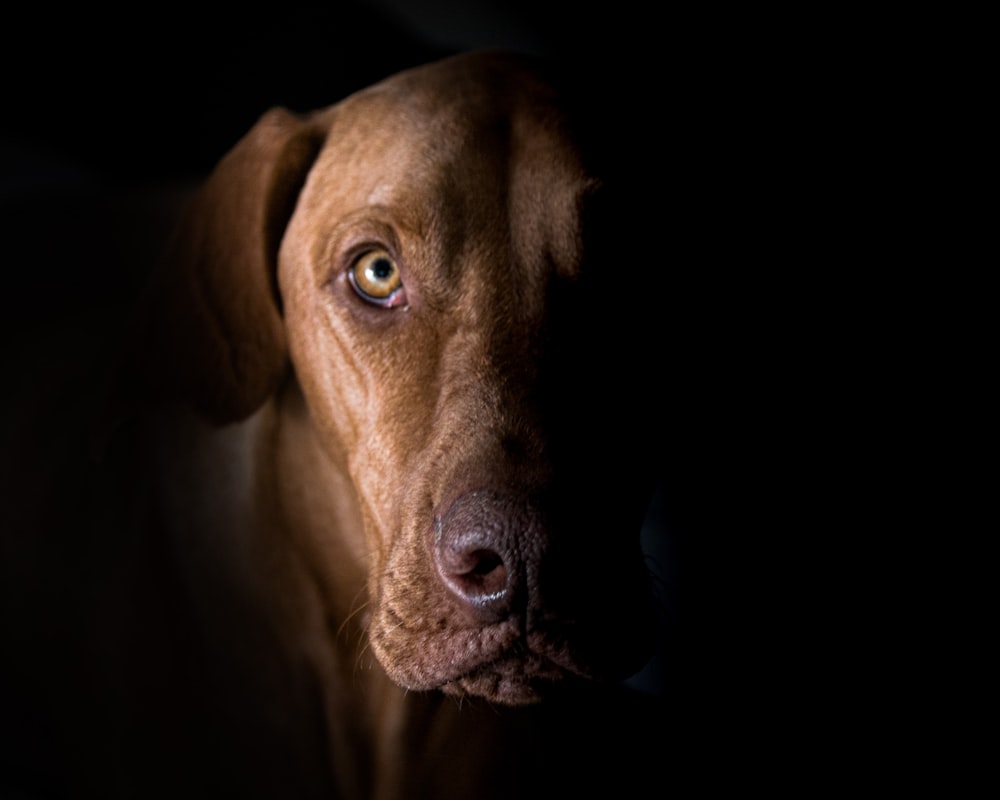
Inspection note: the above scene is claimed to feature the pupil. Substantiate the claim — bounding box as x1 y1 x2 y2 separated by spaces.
371 258 393 279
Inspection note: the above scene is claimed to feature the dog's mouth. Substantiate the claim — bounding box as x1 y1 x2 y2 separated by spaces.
438 622 646 704
370 603 652 705
440 650 580 705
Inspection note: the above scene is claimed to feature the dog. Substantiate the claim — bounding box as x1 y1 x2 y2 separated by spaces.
1 50 669 799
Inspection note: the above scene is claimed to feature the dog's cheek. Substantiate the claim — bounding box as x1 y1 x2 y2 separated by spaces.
367 542 452 689
279 267 365 463
279 292 436 635
364 486 469 688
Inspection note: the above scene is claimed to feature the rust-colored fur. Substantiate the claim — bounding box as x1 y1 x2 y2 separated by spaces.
2 51 666 799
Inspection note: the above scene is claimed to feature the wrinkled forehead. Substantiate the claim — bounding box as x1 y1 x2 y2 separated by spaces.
300 62 595 229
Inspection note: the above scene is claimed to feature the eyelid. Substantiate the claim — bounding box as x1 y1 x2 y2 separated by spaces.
334 216 403 263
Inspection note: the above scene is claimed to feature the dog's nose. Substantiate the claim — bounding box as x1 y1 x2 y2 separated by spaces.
433 492 542 624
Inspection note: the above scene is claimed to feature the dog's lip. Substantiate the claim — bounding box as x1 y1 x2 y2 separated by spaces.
430 621 613 702
373 594 652 697
440 649 585 705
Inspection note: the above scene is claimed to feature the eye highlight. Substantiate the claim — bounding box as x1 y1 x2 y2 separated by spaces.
347 248 407 308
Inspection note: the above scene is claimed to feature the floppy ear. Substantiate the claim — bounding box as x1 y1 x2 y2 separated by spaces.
140 107 327 424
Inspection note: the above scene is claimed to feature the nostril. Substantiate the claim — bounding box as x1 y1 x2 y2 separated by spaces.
452 548 508 599
435 533 511 611
469 549 503 576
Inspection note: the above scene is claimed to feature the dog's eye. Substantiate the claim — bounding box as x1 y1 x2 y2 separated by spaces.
348 249 406 308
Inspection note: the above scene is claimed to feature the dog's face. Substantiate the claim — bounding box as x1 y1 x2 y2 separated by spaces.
146 52 661 705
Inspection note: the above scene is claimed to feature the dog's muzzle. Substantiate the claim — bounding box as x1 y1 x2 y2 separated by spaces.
370 487 657 705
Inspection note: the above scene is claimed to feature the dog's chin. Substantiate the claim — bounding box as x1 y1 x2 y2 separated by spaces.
372 611 657 706
371 620 623 706
439 653 581 706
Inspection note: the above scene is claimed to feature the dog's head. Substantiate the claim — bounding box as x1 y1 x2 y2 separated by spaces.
138 51 664 705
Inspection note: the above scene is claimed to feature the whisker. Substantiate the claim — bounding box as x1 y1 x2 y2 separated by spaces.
337 585 371 641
